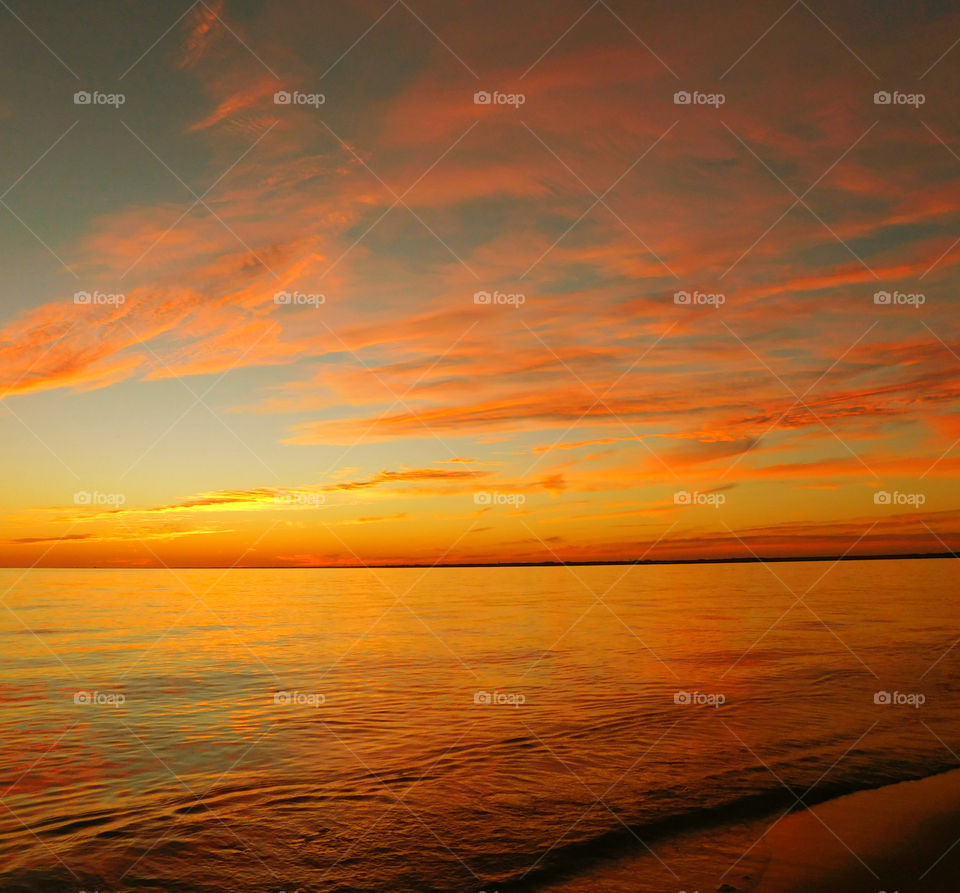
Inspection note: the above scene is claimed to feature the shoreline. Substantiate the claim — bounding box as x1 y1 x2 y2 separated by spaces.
752 766 960 892
538 767 960 892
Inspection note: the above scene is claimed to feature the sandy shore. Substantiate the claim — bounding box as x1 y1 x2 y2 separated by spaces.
540 768 960 892
753 768 960 892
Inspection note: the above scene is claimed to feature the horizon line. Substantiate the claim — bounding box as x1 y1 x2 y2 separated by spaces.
6 550 959 570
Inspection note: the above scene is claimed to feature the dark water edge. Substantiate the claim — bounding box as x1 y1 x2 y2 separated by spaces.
480 761 960 892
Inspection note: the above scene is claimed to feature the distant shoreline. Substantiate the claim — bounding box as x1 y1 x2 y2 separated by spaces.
9 551 960 569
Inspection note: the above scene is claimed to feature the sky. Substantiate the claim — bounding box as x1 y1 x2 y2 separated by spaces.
1 0 959 567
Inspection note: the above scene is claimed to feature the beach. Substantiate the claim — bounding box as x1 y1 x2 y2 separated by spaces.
3 0 958 887
542 769 960 892
755 768 960 893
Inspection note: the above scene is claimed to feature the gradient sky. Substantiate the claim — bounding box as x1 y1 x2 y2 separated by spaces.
1 0 959 566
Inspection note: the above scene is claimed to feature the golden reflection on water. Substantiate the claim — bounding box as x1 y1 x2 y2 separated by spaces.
0 561 956 891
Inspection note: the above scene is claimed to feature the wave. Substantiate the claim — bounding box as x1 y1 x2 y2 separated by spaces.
6 764 956 893
480 762 960 892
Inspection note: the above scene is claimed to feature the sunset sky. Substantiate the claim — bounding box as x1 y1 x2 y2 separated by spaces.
1 0 959 566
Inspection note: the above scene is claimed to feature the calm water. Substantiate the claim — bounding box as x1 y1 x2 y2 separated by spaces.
0 560 957 892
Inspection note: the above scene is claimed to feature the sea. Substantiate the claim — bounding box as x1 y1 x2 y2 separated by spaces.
0 559 957 891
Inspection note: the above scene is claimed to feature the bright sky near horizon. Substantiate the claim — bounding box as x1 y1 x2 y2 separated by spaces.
1 0 959 567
